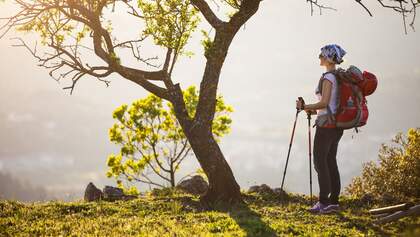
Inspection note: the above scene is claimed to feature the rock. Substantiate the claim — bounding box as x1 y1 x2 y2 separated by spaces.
177 175 208 195
121 195 138 201
248 184 274 194
273 188 288 197
259 184 273 194
249 185 261 193
103 185 138 201
103 185 125 201
272 188 291 201
84 182 103 202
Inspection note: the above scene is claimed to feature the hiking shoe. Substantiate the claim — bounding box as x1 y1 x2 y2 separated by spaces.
320 204 340 214
308 201 328 214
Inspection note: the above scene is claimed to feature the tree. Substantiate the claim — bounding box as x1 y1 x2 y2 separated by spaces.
0 0 418 204
345 128 420 201
106 86 233 193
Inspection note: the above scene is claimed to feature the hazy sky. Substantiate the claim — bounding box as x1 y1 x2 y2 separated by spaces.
0 1 419 200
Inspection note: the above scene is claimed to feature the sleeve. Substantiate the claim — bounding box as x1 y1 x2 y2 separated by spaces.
323 73 336 86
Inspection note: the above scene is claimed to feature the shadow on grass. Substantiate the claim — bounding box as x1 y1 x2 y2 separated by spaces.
175 194 278 236
220 191 307 237
227 202 278 237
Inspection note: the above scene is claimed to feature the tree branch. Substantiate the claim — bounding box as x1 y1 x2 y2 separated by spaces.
191 0 224 29
304 0 419 33
174 147 193 171
1 0 173 99
122 172 165 188
306 0 337 16
11 37 112 95
228 0 263 31
356 0 373 16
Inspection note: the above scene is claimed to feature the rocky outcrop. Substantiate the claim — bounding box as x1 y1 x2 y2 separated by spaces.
177 175 208 195
84 182 103 202
84 183 137 202
103 185 137 201
248 184 289 199
249 184 274 194
103 185 124 201
273 187 288 197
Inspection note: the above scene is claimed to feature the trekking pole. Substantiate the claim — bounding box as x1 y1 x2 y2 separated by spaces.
281 97 304 191
306 111 313 205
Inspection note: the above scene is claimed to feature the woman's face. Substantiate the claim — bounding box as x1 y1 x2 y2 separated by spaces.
319 54 333 67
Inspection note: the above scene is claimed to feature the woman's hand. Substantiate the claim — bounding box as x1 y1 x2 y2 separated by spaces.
296 99 304 110
296 99 317 115
305 109 317 115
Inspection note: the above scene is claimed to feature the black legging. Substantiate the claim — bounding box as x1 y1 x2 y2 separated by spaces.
313 126 344 205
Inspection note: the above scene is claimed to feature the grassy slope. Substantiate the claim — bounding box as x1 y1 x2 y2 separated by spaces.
1 191 419 237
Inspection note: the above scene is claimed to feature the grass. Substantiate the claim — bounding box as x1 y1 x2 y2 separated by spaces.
0 190 419 237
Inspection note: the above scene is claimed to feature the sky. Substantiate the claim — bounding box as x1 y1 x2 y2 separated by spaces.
0 1 419 201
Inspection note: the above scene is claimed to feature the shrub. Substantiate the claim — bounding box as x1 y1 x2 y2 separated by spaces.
345 128 420 202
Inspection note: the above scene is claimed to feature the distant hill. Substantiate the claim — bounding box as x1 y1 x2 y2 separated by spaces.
0 171 49 202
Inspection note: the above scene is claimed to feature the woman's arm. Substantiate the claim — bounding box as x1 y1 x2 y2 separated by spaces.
296 80 332 111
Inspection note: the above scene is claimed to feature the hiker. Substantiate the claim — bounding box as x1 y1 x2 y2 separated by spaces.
296 44 347 214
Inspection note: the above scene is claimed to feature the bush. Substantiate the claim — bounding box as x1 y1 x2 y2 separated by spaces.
345 128 420 202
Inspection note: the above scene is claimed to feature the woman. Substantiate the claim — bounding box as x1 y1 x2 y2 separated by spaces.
296 44 346 214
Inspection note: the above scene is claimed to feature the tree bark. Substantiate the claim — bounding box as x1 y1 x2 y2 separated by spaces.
185 127 242 205
170 162 175 188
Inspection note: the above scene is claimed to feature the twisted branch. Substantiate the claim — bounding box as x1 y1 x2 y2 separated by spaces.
305 0 419 33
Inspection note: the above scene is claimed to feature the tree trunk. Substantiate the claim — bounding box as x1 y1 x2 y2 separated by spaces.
185 127 242 205
170 163 175 188
168 78 242 205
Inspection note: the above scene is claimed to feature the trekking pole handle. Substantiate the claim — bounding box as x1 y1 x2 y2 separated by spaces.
298 97 305 111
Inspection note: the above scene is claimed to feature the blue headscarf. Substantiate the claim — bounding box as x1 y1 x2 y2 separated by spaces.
320 44 347 64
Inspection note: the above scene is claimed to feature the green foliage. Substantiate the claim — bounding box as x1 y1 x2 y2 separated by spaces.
138 0 199 55
106 85 233 193
345 128 420 201
200 30 214 58
1 192 418 236
13 1 107 45
8 0 200 60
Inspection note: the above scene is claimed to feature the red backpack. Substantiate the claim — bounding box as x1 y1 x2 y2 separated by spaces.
316 65 378 131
